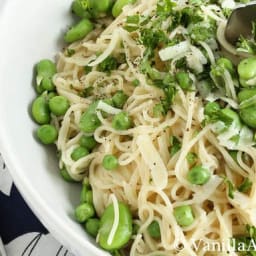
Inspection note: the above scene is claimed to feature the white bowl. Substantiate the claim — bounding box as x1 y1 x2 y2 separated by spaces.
0 1 108 255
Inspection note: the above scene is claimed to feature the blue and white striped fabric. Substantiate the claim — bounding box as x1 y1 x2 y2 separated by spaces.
0 153 73 256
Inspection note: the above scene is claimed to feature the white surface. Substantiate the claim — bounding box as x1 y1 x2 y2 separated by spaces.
0 1 108 255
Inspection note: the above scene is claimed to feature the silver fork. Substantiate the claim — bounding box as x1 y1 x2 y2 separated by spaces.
217 1 256 63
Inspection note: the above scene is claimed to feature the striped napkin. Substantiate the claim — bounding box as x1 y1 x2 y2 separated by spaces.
0 154 73 256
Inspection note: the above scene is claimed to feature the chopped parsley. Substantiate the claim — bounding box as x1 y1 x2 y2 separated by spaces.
238 178 253 193
65 48 76 57
231 225 256 255
98 56 118 73
186 152 198 165
169 136 181 157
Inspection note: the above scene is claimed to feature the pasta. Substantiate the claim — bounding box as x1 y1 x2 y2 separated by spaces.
45 0 256 255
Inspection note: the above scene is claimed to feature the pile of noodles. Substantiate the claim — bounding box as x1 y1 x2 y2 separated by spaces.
51 0 256 255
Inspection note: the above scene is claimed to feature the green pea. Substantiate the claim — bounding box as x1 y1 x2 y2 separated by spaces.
238 57 256 87
36 59 57 79
112 91 128 109
60 168 77 182
147 220 161 239
79 135 97 150
71 0 91 18
88 0 113 15
47 92 58 100
153 103 165 117
239 106 256 128
204 102 220 116
85 218 100 237
49 96 70 116
187 165 210 185
112 111 132 130
176 71 192 90
216 57 234 75
132 79 140 87
238 88 256 103
112 0 136 17
79 101 102 133
99 202 132 250
103 155 118 170
186 152 197 165
31 96 50 124
40 77 55 92
71 146 89 161
64 18 94 43
36 124 58 144
75 203 95 223
132 223 140 235
79 112 101 133
173 205 194 227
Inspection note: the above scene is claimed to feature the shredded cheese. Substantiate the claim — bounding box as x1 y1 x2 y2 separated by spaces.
96 100 122 115
88 29 121 67
107 194 120 246
159 41 190 61
137 134 168 189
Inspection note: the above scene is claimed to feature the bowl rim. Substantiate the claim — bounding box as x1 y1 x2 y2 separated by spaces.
0 1 106 255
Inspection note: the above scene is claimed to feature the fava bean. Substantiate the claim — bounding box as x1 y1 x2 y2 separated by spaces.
220 108 241 129
36 59 56 92
37 59 57 79
112 0 136 17
71 0 91 18
36 124 58 144
238 57 256 87
238 88 256 103
32 96 50 124
64 19 94 43
240 106 256 128
99 202 132 250
216 57 234 74
88 0 113 15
